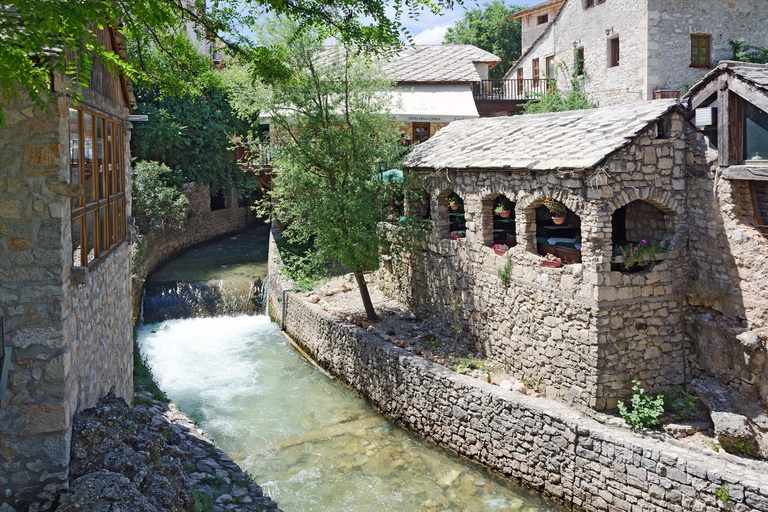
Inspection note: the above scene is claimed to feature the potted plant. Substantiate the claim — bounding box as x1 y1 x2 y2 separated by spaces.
543 197 567 225
493 243 509 256
494 203 511 218
422 219 433 231
420 191 430 205
449 230 466 240
614 240 666 270
541 253 562 268
447 196 460 211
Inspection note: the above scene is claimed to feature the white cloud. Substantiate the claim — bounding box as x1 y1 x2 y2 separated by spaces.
412 25 452 45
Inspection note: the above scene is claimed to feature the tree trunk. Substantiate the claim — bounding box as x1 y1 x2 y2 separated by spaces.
354 270 379 322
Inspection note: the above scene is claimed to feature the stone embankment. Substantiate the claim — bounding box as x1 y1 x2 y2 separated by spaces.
52 391 280 512
267 229 768 512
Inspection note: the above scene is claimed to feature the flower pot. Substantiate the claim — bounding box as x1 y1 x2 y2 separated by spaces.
450 204 459 211
551 215 565 225
421 199 429 205
450 235 464 240
494 249 508 256
499 210 511 218
541 260 562 268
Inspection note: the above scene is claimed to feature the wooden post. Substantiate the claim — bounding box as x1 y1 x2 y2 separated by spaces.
718 74 730 167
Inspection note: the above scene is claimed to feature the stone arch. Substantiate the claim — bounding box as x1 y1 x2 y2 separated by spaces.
434 187 467 239
480 192 516 249
519 191 583 263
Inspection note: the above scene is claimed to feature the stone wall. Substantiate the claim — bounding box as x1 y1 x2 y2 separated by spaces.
378 113 691 410
268 230 768 512
131 182 256 323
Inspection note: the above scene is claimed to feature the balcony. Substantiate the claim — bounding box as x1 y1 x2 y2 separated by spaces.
472 79 549 102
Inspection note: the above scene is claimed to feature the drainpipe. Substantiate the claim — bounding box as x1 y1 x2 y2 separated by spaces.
0 317 10 401
281 288 292 332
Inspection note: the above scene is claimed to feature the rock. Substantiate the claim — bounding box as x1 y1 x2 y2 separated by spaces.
737 331 760 350
499 380 513 391
308 295 320 304
56 470 160 512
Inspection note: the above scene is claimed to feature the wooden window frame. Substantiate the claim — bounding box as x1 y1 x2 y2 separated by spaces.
690 34 711 68
750 182 768 237
70 106 126 269
537 14 548 25
532 58 540 86
586 0 605 7
517 68 524 95
412 122 430 143
609 37 620 67
545 56 555 92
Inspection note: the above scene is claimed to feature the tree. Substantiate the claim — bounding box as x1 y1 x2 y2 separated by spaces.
729 38 768 64
443 0 526 80
0 0 454 125
261 29 407 322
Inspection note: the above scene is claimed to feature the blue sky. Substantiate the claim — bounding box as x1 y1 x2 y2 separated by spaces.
405 0 535 44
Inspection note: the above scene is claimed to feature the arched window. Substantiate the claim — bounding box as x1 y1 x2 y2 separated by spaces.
535 198 581 264
439 191 465 239
482 194 516 250
611 200 671 271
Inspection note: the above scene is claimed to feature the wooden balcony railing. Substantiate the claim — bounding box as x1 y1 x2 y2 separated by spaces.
472 79 550 102
235 141 274 173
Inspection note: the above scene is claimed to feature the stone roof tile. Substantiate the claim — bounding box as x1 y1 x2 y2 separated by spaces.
683 60 768 100
404 100 678 171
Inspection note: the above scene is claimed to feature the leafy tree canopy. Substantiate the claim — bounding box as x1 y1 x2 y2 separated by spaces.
729 38 768 64
443 0 525 80
0 0 455 124
259 24 413 321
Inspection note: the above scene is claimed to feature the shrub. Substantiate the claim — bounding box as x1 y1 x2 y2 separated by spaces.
618 380 664 428
131 160 189 232
498 259 511 285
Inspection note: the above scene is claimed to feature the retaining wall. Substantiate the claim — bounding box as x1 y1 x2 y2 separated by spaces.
268 228 768 512
131 183 258 322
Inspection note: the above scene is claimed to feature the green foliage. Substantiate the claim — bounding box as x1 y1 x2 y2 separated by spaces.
716 483 730 504
666 386 700 421
734 436 758 457
131 161 190 233
133 333 168 402
192 488 214 512
618 380 665 428
443 1 526 79
498 259 511 285
522 75 595 115
615 240 666 269
729 38 768 64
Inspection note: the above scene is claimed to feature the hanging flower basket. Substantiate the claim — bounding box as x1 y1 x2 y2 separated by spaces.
551 215 565 225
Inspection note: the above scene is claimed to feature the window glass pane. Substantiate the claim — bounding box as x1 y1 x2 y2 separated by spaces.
69 109 82 209
701 47 707 55
86 211 96 264
119 198 125 239
72 215 84 266
99 205 107 254
746 103 768 161
97 117 105 200
692 37 698 46
106 122 114 196
84 114 95 204
109 202 116 246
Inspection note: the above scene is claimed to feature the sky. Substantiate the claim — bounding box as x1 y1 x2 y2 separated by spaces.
404 0 536 44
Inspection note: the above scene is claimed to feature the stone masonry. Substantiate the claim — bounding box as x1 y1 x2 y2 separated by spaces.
268 229 768 512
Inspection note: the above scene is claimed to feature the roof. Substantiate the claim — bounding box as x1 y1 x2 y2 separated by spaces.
403 100 679 171
510 0 564 20
318 45 501 84
683 60 768 101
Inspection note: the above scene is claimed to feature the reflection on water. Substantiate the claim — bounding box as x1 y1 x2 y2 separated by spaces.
138 316 563 512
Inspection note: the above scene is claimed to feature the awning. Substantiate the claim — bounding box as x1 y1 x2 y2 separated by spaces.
391 84 479 123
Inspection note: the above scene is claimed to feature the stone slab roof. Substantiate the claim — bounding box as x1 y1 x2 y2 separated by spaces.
404 100 678 171
318 45 500 84
683 60 768 100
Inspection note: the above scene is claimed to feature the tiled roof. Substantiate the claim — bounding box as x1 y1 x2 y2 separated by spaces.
510 0 564 19
318 45 500 84
683 60 768 100
404 100 678 171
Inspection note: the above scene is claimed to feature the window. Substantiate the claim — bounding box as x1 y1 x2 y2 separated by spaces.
413 123 430 143
575 47 585 76
609 37 620 67
586 0 605 7
517 68 524 95
532 58 540 86
690 34 711 68
751 182 768 236
69 107 126 268
537 14 548 25
745 102 768 161
546 56 555 91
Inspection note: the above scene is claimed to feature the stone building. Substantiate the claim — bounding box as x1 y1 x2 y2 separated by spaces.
503 0 768 107
0 27 135 509
510 0 563 54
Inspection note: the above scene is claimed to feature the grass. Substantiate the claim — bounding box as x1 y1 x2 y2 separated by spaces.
133 330 168 402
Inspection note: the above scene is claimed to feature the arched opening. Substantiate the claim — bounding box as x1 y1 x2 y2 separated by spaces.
439 191 465 239
611 200 671 272
535 197 581 264
482 194 516 251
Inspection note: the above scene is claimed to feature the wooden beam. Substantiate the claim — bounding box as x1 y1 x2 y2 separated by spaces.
721 165 768 181
690 78 719 110
718 75 731 167
729 78 768 114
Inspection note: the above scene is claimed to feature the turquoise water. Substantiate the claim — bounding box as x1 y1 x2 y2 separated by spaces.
137 227 564 511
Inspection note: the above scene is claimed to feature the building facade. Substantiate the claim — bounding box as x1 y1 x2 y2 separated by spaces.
0 27 134 509
504 0 768 107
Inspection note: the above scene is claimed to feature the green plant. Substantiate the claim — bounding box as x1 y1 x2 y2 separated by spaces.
729 38 768 64
542 197 567 217
615 240 666 269
716 483 730 504
386 328 396 336
183 461 196 472
498 259 511 285
494 203 508 215
161 427 175 441
707 440 722 452
198 475 227 488
522 71 595 115
733 436 758 457
131 160 190 233
192 488 214 512
667 386 700 421
133 333 168 402
618 380 665 428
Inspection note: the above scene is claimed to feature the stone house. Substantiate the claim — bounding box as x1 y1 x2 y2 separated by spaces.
0 26 135 509
510 0 563 54
503 0 768 107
